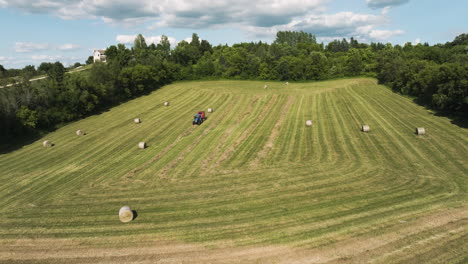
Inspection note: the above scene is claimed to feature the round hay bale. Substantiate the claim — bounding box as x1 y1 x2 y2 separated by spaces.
416 127 426 135
164 101 170 106
306 120 313 127
138 142 147 149
76 129 85 136
42 140 52 147
264 85 268 89
208 108 213 113
119 206 134 223
285 82 289 85
361 125 370 132
134 118 141 124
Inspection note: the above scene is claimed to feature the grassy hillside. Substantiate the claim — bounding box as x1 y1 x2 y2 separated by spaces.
0 78 466 263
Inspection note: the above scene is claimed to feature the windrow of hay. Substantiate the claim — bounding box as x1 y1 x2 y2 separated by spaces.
138 142 147 149
42 140 52 147
76 129 85 136
164 101 170 106
208 108 213 113
134 118 141 124
306 120 313 127
416 127 426 135
361 125 370 132
118 206 133 222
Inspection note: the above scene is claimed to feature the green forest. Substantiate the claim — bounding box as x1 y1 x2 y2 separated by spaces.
1 31 467 147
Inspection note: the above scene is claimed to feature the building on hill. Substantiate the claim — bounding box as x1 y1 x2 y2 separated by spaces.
93 50 107 63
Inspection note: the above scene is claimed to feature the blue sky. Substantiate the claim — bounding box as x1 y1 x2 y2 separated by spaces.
0 0 466 69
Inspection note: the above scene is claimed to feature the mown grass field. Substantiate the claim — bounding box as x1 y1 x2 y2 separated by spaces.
0 78 466 263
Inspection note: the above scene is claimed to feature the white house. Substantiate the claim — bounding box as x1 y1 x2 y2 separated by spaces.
93 50 107 63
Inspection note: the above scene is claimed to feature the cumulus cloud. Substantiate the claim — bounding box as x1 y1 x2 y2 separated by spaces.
0 56 14 61
116 34 177 47
292 12 386 36
14 42 50 53
2 0 405 42
245 11 401 41
366 29 404 40
14 42 82 53
57 44 81 51
366 0 409 9
31 54 62 61
1 0 327 26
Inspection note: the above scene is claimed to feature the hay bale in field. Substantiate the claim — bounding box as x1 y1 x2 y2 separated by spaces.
285 82 289 85
264 85 268 89
416 127 426 135
42 140 52 147
134 118 141 124
119 206 134 223
208 108 213 113
138 142 147 149
361 125 370 132
76 129 85 136
306 120 313 127
164 101 170 106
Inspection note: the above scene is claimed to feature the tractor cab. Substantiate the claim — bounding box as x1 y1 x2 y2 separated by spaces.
193 111 206 125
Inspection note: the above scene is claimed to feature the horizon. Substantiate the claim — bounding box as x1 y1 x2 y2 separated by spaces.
0 0 467 69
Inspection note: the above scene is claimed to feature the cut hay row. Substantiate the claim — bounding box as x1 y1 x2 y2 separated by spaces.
0 78 466 263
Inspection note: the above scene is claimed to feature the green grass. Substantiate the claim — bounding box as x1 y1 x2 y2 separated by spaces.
0 78 466 262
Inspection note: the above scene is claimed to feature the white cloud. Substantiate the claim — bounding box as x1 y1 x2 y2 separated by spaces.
31 54 62 61
57 43 81 51
2 0 328 27
116 35 136 44
245 11 402 41
0 0 7 8
291 12 386 35
14 42 82 53
366 0 409 9
15 42 50 53
413 38 421 45
146 35 178 47
367 29 404 40
117 34 177 47
3 0 405 43
381 6 391 15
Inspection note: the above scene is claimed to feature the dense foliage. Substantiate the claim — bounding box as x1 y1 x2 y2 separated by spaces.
1 32 467 145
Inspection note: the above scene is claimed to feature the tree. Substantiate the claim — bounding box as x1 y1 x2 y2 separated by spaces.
48 62 65 84
0 64 6 77
274 31 317 46
276 57 291 80
134 34 147 50
22 65 37 81
190 33 201 48
194 52 215 77
118 64 156 97
346 49 364 76
86 56 94 65
38 62 53 74
200 40 213 54
157 35 171 57
16 106 38 129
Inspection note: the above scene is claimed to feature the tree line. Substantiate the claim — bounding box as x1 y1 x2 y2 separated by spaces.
1 32 467 146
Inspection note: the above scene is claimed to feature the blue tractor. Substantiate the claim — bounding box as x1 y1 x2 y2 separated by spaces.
193 111 206 125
